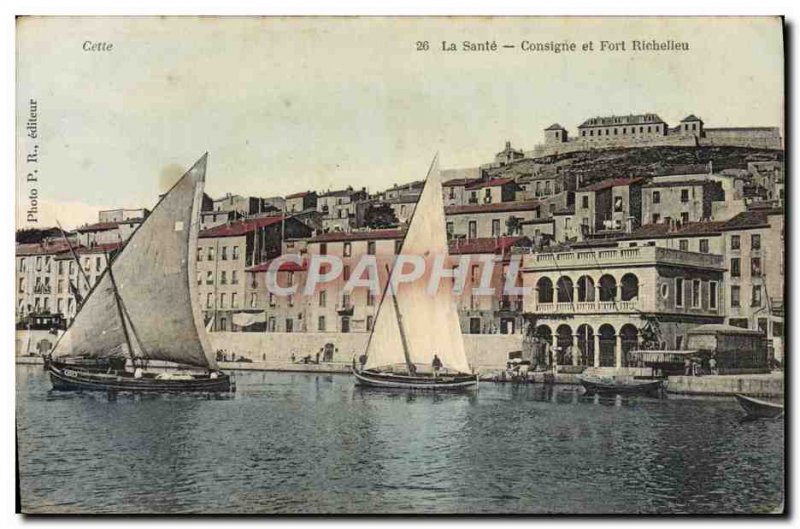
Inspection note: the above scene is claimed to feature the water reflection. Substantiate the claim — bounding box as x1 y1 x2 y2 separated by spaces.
17 366 783 514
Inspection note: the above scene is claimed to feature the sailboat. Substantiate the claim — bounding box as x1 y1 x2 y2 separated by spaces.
47 154 233 393
352 155 478 390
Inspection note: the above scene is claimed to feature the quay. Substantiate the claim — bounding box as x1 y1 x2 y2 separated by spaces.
18 355 782 397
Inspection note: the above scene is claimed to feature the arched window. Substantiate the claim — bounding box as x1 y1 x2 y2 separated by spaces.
556 277 574 303
598 275 617 301
620 273 640 301
537 277 554 303
577 275 595 302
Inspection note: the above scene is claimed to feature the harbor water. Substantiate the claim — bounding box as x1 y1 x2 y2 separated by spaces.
16 365 784 514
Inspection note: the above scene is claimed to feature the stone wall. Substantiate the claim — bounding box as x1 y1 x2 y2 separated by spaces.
207 331 522 371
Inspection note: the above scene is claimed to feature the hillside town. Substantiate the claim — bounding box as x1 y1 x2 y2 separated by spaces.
16 111 785 373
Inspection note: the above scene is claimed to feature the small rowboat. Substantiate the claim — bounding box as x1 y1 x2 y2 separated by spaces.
734 394 784 419
578 375 664 396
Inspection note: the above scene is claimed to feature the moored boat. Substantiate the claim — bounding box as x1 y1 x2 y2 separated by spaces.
352 155 477 391
734 394 783 419
578 375 664 396
47 154 233 393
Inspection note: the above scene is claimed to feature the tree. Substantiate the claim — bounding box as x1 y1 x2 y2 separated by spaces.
363 202 399 229
506 215 522 236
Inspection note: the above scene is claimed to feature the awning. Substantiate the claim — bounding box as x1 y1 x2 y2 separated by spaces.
628 350 699 363
232 311 266 327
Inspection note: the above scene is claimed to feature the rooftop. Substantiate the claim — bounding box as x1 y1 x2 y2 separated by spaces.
445 200 540 216
448 236 529 255
464 177 516 190
622 221 728 240
308 228 406 244
442 177 481 188
680 114 703 123
545 123 565 131
199 216 287 238
286 191 313 199
76 219 143 233
579 177 646 192
579 113 665 128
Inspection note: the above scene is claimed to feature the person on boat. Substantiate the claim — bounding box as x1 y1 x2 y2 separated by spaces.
133 366 143 379
709 356 718 376
432 354 443 377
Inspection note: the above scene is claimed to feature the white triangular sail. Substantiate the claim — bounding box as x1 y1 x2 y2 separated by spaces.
364 155 471 374
52 154 216 370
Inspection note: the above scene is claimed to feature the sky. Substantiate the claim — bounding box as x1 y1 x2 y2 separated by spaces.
16 16 784 229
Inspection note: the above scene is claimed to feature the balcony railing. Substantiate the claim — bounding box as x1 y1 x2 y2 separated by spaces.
534 299 641 314
525 246 724 271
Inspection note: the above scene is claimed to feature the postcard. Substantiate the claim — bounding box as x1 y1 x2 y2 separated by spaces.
15 16 784 514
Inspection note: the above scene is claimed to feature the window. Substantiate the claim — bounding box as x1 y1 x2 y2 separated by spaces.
581 196 589 209
318 316 326 331
18 277 23 293
679 240 689 251
367 292 375 306
680 189 690 203
709 281 718 310
731 286 740 307
675 278 684 307
83 258 90 271
367 241 376 255
196 272 202 285
233 246 240 260
731 258 741 277
221 246 228 260
492 219 501 237
699 239 709 254
773 321 784 338
366 315 374 331
395 240 403 254
220 293 227 308
652 213 660 224
58 261 64 275
680 212 689 224
544 181 551 195
343 265 350 281
206 271 213 285
691 280 701 308
220 271 227 285
468 221 477 239
268 317 276 332
285 319 293 333
446 222 454 235
751 285 762 307
231 271 238 285
250 293 257 308
652 191 660 204
57 298 63 313
320 243 327 256
751 258 762 277
319 290 327 307
206 293 214 308
730 235 740 250
343 242 351 257
269 293 276 307
231 293 238 308
57 280 64 294
69 261 74 275
751 234 761 250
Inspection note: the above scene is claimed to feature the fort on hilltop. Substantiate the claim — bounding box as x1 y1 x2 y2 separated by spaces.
531 113 782 158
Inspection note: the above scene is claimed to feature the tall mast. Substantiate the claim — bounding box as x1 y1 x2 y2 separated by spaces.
106 260 136 362
384 264 416 375
56 220 91 292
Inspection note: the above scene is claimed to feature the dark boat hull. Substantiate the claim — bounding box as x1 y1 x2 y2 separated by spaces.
48 363 233 393
735 394 783 418
353 367 478 390
579 376 663 396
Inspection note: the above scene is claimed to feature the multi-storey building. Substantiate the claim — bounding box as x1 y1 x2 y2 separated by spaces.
445 199 567 240
641 179 725 225
574 177 645 235
196 216 313 331
285 191 318 213
522 245 726 368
